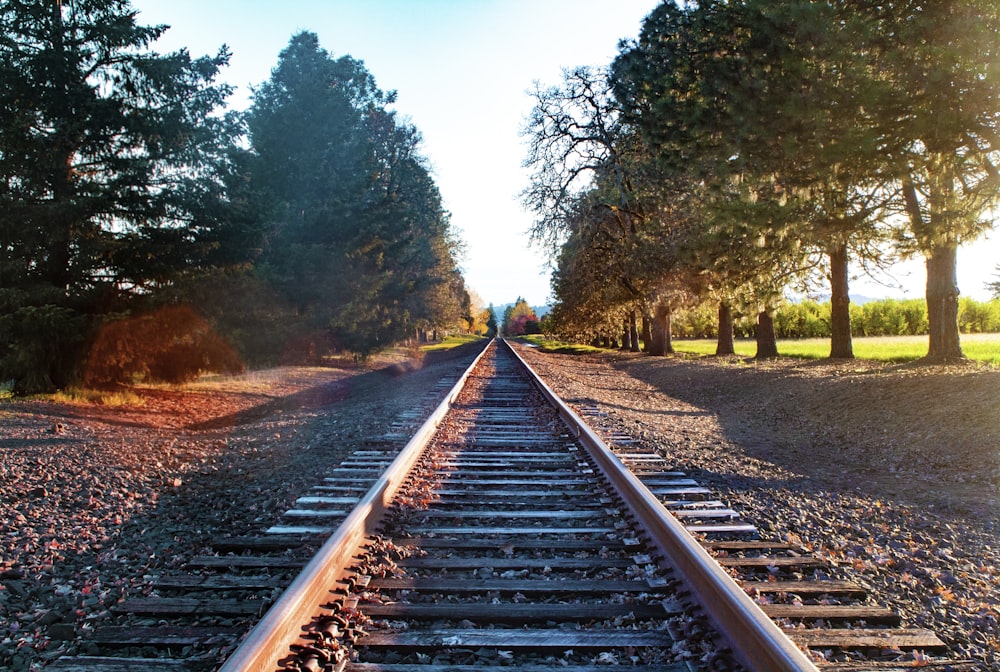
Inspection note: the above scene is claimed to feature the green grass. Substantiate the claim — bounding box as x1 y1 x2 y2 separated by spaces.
420 334 486 352
670 333 1000 364
519 334 606 355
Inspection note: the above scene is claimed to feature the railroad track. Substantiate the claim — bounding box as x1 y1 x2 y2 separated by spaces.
51 339 974 671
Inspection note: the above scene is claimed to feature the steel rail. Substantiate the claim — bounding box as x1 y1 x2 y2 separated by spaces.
504 338 821 672
218 339 493 672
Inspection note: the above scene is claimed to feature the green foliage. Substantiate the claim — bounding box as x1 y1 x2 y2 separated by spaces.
604 0 999 361
0 0 243 394
668 297 1000 341
672 303 718 339
772 301 830 339
851 300 928 337
485 306 499 338
958 297 1000 334
0 12 473 393
155 270 302 367
0 303 86 394
245 32 467 360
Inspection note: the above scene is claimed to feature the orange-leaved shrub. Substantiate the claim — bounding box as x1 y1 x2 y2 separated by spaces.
83 306 244 388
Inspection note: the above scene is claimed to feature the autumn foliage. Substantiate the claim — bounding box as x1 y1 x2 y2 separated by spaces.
502 298 541 336
83 306 244 388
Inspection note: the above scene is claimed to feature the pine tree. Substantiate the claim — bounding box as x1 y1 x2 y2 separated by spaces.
0 0 235 392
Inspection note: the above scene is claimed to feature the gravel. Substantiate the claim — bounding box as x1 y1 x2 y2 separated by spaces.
513 342 1000 671
3 339 996 670
0 344 482 671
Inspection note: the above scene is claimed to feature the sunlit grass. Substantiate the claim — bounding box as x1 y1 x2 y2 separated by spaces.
670 333 1000 365
420 334 486 352
48 386 145 406
952 333 1000 365
0 377 143 404
162 366 359 394
519 334 605 355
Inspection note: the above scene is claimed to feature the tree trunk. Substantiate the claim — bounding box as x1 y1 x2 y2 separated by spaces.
925 242 963 360
828 241 854 359
648 314 664 356
628 311 640 352
641 315 652 353
48 1 76 293
649 304 672 356
755 310 779 359
663 309 674 354
715 300 735 356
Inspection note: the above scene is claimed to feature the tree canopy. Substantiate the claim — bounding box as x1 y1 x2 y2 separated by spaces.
0 5 472 393
0 0 238 392
527 0 999 362
245 32 469 356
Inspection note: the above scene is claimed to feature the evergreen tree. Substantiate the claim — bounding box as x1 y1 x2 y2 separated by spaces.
612 0 999 362
245 32 467 358
0 0 236 392
882 1 1000 360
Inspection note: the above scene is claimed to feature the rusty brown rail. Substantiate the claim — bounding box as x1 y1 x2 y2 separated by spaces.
505 340 820 672
216 341 493 672
220 338 819 672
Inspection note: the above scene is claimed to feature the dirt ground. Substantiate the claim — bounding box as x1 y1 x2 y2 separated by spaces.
540 350 1000 520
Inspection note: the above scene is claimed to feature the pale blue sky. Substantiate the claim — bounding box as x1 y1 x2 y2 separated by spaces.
131 0 998 306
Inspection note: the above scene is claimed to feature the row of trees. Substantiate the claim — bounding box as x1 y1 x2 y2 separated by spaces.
1 1 472 393
653 297 1000 341
523 0 999 361
501 298 541 336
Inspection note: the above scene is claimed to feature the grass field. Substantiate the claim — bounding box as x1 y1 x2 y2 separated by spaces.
524 333 1000 365
419 334 485 351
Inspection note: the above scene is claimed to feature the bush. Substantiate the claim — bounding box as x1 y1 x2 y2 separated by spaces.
82 306 244 388
164 271 310 367
673 303 718 338
959 296 1000 333
773 300 829 338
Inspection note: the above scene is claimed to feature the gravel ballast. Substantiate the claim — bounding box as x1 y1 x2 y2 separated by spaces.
2 339 997 670
514 342 999 671
0 344 483 671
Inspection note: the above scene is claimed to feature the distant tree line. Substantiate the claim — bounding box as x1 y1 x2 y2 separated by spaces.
501 298 541 336
0 2 472 394
523 0 999 361
656 297 1000 341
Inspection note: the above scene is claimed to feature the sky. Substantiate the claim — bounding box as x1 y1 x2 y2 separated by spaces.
130 0 999 307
